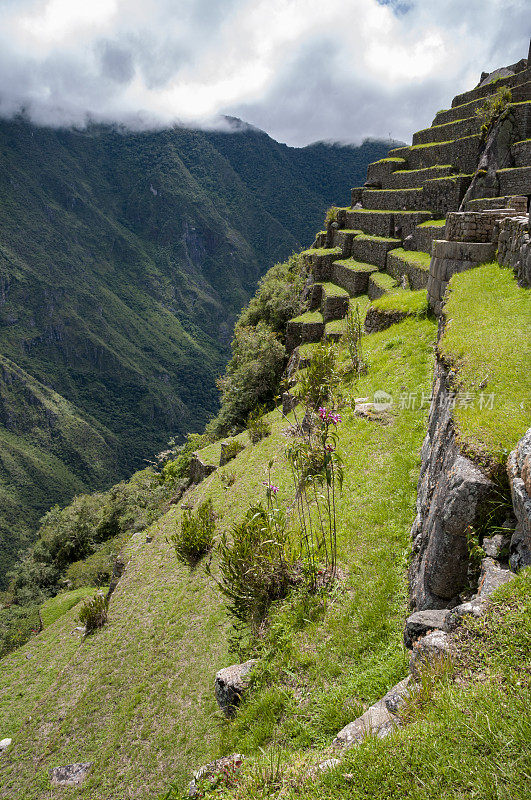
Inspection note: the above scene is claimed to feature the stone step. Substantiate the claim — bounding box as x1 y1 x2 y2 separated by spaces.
344 209 432 239
309 281 350 321
331 228 363 257
286 311 325 351
302 246 342 281
350 235 402 269
331 259 379 295
496 166 531 197
385 165 455 190
406 134 482 172
386 248 431 290
422 174 472 217
433 79 531 126
512 139 531 167
365 157 406 188
362 187 426 211
413 219 446 253
368 272 398 301
451 66 530 109
464 195 527 213
412 115 482 147
311 230 327 248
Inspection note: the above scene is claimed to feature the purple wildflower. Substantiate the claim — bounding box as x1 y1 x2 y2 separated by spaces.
318 407 327 420
327 412 342 425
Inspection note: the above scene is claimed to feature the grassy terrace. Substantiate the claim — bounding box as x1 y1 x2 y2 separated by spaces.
439 262 531 470
303 247 342 257
388 248 431 270
40 587 101 629
333 259 379 272
370 272 397 291
319 282 349 297
371 288 429 315
291 310 324 324
409 133 481 150
418 218 446 227
354 234 402 244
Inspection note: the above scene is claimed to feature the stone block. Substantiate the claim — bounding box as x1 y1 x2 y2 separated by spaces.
50 764 92 787
403 609 452 649
214 660 257 716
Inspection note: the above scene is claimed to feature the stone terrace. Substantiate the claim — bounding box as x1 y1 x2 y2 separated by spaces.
286 50 531 352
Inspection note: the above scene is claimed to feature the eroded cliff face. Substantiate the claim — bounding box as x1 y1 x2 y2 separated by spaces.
408 359 495 611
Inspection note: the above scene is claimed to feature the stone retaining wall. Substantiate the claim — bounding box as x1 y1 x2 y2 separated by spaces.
497 166 531 196
409 360 495 610
332 262 377 294
445 210 507 243
413 224 446 254
465 195 527 212
386 253 429 290
497 215 531 286
512 139 531 167
407 135 481 173
412 116 481 147
427 239 496 315
364 306 406 334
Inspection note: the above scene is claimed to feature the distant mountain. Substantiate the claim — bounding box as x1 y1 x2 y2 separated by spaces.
0 116 398 582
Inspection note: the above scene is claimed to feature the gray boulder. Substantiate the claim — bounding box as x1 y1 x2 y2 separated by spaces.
508 427 531 570
214 660 257 716
332 677 409 749
189 754 244 797
404 609 452 649
478 558 514 598
409 630 452 679
50 763 92 786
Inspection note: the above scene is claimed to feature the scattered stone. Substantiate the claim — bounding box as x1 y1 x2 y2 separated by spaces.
282 391 298 416
510 523 531 571
507 427 531 569
188 754 244 797
105 556 125 601
477 557 514 598
409 630 452 679
383 676 411 715
308 758 340 777
482 533 511 559
449 597 488 626
404 609 452 649
332 698 396 748
214 660 257 716
0 738 12 752
50 763 92 786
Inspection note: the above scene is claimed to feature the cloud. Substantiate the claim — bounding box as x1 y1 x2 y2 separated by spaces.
0 0 528 144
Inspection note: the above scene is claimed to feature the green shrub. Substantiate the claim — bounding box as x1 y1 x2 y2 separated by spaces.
294 341 341 409
78 591 109 634
476 86 512 137
209 322 285 437
247 406 272 444
325 207 338 226
212 504 294 629
342 303 365 375
169 499 216 566
237 253 306 336
221 439 245 463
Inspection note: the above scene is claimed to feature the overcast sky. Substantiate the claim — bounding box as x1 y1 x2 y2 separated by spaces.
0 0 529 146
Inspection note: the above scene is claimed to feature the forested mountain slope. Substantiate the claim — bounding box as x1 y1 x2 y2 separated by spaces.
0 118 395 582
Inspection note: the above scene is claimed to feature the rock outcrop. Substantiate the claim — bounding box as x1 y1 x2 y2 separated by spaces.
409 360 495 611
507 427 531 570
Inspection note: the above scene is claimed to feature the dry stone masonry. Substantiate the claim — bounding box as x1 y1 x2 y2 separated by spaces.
284 52 530 352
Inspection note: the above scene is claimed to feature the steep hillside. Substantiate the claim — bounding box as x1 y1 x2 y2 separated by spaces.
0 47 529 800
0 119 394 582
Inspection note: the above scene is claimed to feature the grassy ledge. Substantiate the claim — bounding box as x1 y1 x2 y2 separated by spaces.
371 289 429 315
439 262 531 469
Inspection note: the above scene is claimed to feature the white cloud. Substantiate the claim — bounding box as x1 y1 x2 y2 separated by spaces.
0 0 528 143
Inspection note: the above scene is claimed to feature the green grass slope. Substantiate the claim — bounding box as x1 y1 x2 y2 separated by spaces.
0 314 436 798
